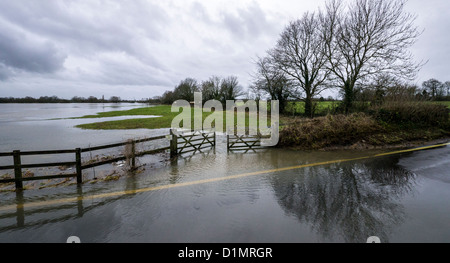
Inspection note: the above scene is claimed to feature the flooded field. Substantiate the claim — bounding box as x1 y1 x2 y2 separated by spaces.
0 104 449 243
0 103 166 153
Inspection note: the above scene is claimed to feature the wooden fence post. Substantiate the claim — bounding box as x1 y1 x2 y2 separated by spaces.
170 129 178 158
76 186 84 217
75 148 82 184
15 190 24 227
13 150 23 190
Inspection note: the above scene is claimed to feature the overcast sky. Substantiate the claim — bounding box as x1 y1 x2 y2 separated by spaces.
0 0 449 100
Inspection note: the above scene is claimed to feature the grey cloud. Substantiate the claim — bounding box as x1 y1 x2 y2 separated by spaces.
0 1 168 56
190 1 212 23
1 0 447 100
70 52 173 87
221 2 275 40
0 22 66 75
96 64 173 87
0 64 11 80
0 1 169 86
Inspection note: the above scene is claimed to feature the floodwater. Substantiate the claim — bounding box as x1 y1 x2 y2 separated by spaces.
0 103 168 173
0 103 165 152
0 104 450 243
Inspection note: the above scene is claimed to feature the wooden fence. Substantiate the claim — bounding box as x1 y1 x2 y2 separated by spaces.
0 134 173 190
0 130 219 190
0 149 81 190
0 130 274 190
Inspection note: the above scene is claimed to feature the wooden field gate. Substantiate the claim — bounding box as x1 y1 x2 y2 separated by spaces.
170 130 216 157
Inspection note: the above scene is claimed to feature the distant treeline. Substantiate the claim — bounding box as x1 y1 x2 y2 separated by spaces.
0 96 148 104
155 76 245 105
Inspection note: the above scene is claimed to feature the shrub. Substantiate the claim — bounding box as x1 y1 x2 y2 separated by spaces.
279 113 381 149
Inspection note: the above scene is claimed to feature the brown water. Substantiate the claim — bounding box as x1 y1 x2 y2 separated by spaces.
0 104 449 243
1 144 449 243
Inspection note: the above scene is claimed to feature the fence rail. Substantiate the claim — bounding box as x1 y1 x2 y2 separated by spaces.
170 130 216 157
80 135 167 153
227 134 270 152
0 130 274 190
0 130 217 190
0 134 172 190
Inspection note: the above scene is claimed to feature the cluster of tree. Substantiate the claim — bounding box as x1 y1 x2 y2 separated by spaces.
354 76 421 106
252 0 422 116
421 79 450 100
0 96 125 103
158 76 244 105
353 76 450 105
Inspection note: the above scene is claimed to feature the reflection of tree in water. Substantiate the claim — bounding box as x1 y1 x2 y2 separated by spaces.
270 156 417 242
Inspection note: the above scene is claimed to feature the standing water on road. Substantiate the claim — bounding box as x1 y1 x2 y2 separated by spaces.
1 104 450 243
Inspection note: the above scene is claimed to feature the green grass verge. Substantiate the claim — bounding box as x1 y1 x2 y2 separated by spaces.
74 105 173 119
75 105 178 129
285 101 337 115
75 102 450 150
75 105 270 130
432 101 450 109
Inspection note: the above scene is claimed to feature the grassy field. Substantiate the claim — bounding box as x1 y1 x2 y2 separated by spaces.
75 106 178 129
75 100 450 130
74 101 450 150
286 100 450 115
285 101 337 116
75 105 267 130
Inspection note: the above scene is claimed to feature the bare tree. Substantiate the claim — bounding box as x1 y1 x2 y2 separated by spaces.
271 12 331 117
253 55 294 114
174 78 199 102
422 78 444 100
160 90 176 105
201 76 222 102
321 0 423 113
220 75 244 102
444 81 450 98
248 84 262 102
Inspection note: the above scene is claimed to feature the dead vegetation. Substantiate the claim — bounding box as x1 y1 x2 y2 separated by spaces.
279 113 382 149
279 102 450 150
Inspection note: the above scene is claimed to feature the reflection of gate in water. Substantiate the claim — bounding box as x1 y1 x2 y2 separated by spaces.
226 134 269 153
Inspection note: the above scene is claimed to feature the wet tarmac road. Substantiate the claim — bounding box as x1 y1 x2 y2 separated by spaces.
1 143 449 243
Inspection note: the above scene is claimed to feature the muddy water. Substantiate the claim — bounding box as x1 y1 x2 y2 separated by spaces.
0 103 168 180
0 103 165 153
1 104 450 243
1 143 449 243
